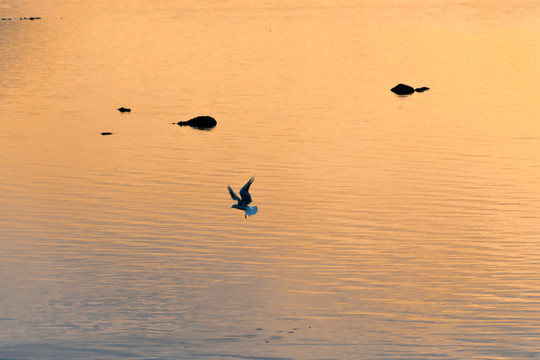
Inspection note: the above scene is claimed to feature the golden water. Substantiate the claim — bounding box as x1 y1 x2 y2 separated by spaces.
1 1 539 359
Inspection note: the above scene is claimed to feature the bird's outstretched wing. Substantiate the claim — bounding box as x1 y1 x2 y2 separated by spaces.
228 186 240 202
239 177 254 205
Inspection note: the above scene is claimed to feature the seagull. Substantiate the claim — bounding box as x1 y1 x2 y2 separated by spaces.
228 177 258 218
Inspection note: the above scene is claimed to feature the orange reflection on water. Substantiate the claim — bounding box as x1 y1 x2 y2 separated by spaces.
1 1 540 359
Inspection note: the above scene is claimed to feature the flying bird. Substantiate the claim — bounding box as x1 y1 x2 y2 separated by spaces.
228 177 258 218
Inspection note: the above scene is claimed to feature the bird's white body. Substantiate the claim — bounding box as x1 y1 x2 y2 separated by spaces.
245 205 258 216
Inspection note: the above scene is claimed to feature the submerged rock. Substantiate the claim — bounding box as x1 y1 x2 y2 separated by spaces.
391 83 415 95
117 107 131 113
415 87 430 93
177 116 217 130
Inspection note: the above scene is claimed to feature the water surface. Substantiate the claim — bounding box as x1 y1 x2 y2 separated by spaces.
1 1 540 359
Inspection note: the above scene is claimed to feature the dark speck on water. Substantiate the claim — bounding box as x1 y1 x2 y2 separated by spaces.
117 107 131 113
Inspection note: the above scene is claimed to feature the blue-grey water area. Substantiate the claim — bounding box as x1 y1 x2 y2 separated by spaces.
1 1 540 359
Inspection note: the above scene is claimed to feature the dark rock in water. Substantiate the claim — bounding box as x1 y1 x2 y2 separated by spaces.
391 83 415 95
177 116 217 130
101 132 113 136
117 107 131 113
415 87 430 93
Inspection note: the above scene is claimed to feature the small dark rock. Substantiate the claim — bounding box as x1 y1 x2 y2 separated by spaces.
101 132 113 136
391 83 415 95
177 115 217 130
7 16 40 21
117 107 131 113
415 87 430 93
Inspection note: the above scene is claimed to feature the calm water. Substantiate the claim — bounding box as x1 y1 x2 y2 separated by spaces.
1 1 540 359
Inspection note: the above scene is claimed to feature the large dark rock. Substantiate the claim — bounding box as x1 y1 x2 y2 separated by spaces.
391 84 415 95
177 116 217 130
